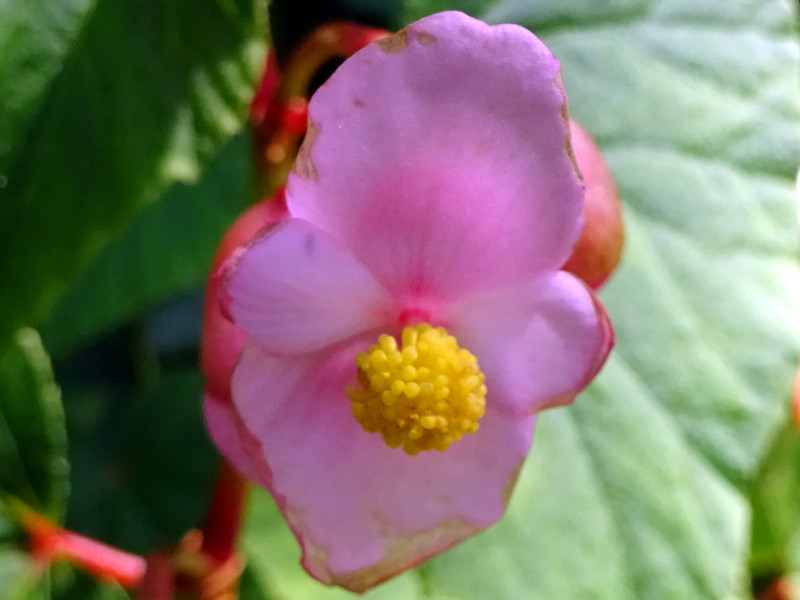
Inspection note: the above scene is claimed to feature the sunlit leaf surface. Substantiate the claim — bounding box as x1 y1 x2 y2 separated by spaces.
0 0 268 346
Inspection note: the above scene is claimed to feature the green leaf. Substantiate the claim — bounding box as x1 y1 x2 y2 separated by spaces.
62 369 219 555
0 329 69 520
0 0 93 173
39 132 252 358
242 1 800 599
0 0 268 347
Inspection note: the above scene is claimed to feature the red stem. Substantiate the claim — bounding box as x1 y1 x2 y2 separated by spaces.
252 23 388 198
133 553 175 600
50 530 146 587
18 505 146 588
200 463 249 565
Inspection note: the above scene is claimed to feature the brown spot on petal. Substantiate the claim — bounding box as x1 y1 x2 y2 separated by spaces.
501 459 525 506
293 122 319 181
327 517 483 593
377 29 408 54
417 32 436 46
553 71 581 178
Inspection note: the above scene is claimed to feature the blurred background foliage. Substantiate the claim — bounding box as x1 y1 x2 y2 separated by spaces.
1 0 799 599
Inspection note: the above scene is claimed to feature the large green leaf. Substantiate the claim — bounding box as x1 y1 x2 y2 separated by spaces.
0 0 93 173
241 1 800 599
39 132 252 358
0 329 68 520
0 0 268 347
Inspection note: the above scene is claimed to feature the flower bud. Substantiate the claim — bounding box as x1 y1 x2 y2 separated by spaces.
563 120 624 289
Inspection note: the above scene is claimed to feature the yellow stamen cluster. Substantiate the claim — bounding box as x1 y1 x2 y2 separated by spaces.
347 323 487 455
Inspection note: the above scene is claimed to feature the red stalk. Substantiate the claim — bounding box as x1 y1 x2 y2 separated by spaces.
16 503 146 588
200 463 250 565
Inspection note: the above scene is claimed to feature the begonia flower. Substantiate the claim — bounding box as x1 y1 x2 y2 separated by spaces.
203 11 613 592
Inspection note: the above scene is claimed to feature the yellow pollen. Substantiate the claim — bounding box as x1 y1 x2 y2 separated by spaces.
347 323 487 455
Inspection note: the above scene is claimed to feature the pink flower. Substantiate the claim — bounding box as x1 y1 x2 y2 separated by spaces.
203 11 613 592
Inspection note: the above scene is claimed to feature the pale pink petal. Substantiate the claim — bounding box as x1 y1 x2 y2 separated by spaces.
444 271 613 415
201 195 287 401
223 219 392 355
202 389 273 487
288 11 583 303
230 340 535 592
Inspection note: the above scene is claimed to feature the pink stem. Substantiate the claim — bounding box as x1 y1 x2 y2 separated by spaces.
19 506 146 588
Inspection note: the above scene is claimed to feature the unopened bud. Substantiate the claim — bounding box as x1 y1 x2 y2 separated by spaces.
563 120 624 289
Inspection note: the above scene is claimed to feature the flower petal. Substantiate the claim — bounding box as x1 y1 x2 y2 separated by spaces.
445 271 613 415
202 389 273 487
230 340 535 592
288 11 583 303
223 218 392 355
201 195 287 401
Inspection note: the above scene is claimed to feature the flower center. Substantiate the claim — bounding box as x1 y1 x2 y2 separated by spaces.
347 323 487 455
